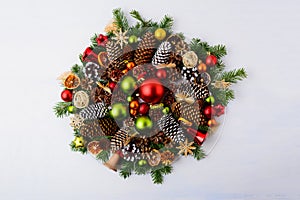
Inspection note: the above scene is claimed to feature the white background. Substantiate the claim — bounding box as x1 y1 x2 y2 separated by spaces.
0 0 299 199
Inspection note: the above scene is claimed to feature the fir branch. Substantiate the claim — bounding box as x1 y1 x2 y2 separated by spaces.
192 143 206 160
119 161 134 179
53 102 72 118
150 165 173 184
134 163 149 175
190 38 209 60
112 8 129 31
71 64 84 78
213 88 235 106
130 10 148 26
209 44 227 59
96 150 110 162
90 33 98 47
221 68 248 83
159 15 174 29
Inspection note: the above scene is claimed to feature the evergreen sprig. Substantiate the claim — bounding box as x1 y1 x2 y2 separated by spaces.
53 102 72 118
192 143 206 160
119 160 134 179
130 10 148 26
212 88 235 106
150 165 173 184
221 68 248 83
113 8 129 31
96 150 110 162
134 163 150 175
209 44 227 59
190 38 209 60
159 15 174 29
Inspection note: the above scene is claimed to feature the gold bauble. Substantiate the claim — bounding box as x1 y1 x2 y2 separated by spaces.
154 28 167 41
73 136 84 148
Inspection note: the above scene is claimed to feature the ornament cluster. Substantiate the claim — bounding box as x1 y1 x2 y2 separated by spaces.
54 9 247 184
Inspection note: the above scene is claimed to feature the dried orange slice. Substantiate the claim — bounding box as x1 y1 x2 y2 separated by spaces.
64 74 80 89
87 141 103 155
98 52 109 67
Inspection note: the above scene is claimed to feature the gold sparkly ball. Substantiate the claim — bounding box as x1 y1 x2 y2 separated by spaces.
73 136 84 148
154 28 167 41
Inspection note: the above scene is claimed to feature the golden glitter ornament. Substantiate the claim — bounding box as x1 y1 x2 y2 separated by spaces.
73 136 84 148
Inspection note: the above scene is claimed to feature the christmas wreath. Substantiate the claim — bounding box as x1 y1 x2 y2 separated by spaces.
54 9 247 184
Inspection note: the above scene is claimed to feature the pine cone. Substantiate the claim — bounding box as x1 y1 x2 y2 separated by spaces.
176 81 210 101
80 120 104 140
91 86 111 105
109 69 123 82
171 102 207 127
110 129 130 152
152 41 172 66
157 114 185 143
122 45 135 61
80 78 94 91
79 102 108 120
134 32 156 65
181 66 199 82
98 117 119 136
149 108 164 123
162 89 175 107
169 52 183 67
167 67 182 82
84 62 105 81
167 34 189 55
111 87 127 104
106 41 122 62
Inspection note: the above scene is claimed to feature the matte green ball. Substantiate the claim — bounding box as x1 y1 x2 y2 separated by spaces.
135 116 153 130
67 105 75 113
138 159 147 166
127 96 133 102
110 103 127 119
206 96 215 104
162 107 170 114
121 76 136 94
129 35 138 44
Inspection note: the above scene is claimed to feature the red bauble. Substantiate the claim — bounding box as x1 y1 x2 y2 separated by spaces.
203 106 215 118
139 103 150 115
96 34 108 47
155 69 167 79
139 79 165 104
61 89 73 102
108 82 117 90
206 55 218 66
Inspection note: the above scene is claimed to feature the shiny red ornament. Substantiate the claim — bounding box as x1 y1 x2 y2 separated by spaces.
203 106 215 118
96 34 108 47
206 55 218 66
213 104 225 117
108 82 117 90
138 103 150 115
139 79 165 104
155 69 167 79
187 128 207 145
61 89 73 102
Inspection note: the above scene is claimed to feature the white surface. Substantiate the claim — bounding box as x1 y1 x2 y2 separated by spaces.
0 0 300 199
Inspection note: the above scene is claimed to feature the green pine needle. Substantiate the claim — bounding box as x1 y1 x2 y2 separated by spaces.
221 68 248 83
53 102 72 118
150 165 173 184
113 8 129 31
192 144 206 161
96 150 110 162
119 161 134 179
130 10 147 26
209 44 227 58
159 15 174 29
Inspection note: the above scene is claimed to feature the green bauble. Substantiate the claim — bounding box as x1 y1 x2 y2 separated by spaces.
138 159 147 166
162 107 170 114
129 35 138 44
67 105 75 113
110 103 127 119
135 116 153 131
121 76 136 94
206 96 215 104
